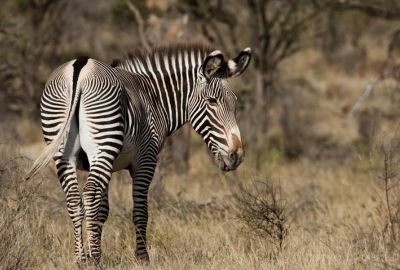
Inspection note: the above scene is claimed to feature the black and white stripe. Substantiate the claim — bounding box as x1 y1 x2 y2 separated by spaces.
26 43 251 264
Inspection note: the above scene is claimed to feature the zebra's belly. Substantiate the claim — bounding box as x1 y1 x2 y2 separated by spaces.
112 143 136 172
76 143 136 172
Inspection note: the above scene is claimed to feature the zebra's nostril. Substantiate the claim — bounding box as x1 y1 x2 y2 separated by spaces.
229 151 237 160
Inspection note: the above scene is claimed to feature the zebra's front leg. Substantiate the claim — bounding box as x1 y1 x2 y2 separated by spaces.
82 155 113 264
131 156 157 262
54 156 86 262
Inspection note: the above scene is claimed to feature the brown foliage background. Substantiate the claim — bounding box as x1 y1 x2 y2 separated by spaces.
2 0 400 269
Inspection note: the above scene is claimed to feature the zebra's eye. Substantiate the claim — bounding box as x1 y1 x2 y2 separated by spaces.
207 97 218 106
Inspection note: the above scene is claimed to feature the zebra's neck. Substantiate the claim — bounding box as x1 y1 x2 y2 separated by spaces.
115 46 211 136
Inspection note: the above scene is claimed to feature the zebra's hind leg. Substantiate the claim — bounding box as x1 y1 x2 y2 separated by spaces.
82 153 113 264
89 189 110 259
130 154 157 263
54 155 86 262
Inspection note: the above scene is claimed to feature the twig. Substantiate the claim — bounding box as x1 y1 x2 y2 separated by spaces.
344 65 399 124
383 144 396 242
344 76 384 124
125 0 151 52
332 0 400 21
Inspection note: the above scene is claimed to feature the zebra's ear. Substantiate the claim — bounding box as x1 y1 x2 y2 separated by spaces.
202 50 224 79
227 48 251 77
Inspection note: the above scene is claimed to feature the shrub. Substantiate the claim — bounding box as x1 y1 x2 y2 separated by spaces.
234 179 289 253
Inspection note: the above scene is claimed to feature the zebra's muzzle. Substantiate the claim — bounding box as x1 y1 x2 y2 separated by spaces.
216 150 244 171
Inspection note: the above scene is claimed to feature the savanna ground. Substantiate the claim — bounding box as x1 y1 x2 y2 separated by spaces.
2 37 400 269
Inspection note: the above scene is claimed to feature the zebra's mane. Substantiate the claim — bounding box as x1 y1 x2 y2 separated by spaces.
111 42 215 68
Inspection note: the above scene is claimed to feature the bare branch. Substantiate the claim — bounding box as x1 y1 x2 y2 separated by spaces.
125 0 151 52
201 23 217 44
271 9 321 67
344 65 400 124
331 0 400 21
208 20 230 53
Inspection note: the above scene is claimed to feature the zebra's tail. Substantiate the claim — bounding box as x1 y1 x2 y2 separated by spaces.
25 56 89 181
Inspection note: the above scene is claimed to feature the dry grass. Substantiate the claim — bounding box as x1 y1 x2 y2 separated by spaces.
3 42 400 269
3 135 400 270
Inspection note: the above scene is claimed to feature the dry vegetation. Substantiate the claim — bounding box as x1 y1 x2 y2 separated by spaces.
3 47 400 269
3 0 400 269
3 131 400 270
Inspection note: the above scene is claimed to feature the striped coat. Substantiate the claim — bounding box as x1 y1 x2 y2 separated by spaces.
26 43 251 263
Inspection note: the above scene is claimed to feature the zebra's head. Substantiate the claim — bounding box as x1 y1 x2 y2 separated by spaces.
188 48 251 171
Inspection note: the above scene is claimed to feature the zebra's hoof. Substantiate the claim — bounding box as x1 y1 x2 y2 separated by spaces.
75 253 87 266
86 253 101 265
135 251 149 264
75 259 86 267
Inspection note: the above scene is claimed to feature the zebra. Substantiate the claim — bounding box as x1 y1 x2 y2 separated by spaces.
25 43 251 264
